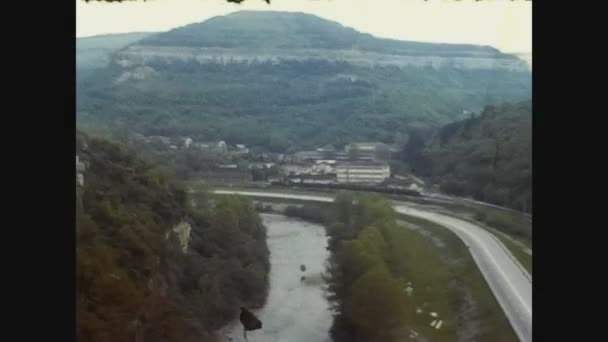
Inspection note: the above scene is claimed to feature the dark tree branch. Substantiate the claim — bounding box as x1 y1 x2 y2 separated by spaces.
84 0 271 3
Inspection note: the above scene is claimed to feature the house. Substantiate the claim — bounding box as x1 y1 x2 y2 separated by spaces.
194 142 210 150
281 163 313 176
233 144 249 155
409 183 422 191
336 162 391 184
315 160 337 165
217 141 228 153
194 141 229 153
311 161 336 175
183 137 193 148
288 174 336 185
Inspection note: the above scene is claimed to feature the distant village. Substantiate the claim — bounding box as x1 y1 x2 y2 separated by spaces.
126 134 426 193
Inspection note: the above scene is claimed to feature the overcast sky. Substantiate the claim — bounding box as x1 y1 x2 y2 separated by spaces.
76 0 532 53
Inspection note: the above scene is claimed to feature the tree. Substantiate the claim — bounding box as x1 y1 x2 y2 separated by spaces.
76 132 270 342
348 266 409 341
415 100 531 212
403 129 429 174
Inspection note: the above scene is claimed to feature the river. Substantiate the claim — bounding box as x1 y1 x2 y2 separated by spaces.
218 214 333 342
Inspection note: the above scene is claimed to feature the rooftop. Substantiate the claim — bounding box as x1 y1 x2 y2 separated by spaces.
337 162 390 168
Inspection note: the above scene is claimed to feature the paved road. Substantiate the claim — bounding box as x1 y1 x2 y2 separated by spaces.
214 190 532 342
423 191 532 219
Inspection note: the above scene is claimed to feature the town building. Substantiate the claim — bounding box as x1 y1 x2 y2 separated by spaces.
234 144 249 155
281 163 314 176
311 160 337 175
217 141 228 153
345 142 390 161
183 137 193 148
336 162 391 184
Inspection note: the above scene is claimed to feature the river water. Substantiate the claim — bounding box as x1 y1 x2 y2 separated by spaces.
218 214 333 342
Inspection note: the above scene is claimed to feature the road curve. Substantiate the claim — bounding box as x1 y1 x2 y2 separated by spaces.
423 192 532 219
213 190 532 342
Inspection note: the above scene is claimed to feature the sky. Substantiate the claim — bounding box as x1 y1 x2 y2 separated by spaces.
76 0 532 53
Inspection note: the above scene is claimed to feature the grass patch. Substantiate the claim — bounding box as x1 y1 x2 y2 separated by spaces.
495 235 532 275
385 221 456 341
472 209 532 247
396 213 519 342
423 208 532 276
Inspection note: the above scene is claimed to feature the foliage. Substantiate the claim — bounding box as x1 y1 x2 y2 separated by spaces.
77 12 531 152
77 32 155 71
474 208 532 242
85 0 270 3
140 11 506 57
407 100 532 213
76 131 269 342
324 192 418 341
348 266 410 341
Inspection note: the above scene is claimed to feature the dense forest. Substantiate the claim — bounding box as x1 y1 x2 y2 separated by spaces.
76 131 269 342
406 100 532 212
77 32 155 70
140 11 510 58
77 11 531 152
77 32 155 86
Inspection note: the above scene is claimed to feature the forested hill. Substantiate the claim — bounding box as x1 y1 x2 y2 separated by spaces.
76 131 270 342
77 11 531 152
408 100 532 213
77 32 155 78
140 11 506 57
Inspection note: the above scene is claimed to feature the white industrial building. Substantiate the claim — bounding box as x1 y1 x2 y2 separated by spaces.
336 163 390 184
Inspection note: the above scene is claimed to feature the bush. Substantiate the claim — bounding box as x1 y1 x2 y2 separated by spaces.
324 194 415 342
76 131 270 342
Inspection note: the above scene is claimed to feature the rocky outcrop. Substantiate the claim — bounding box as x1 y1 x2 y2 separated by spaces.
114 45 529 72
171 221 191 254
113 65 159 84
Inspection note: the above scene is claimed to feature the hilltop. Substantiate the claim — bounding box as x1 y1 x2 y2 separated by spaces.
77 11 531 152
